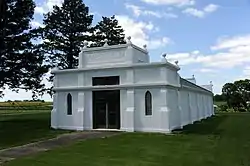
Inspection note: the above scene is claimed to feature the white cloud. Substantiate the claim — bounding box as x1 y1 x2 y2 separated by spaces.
183 8 204 18
125 3 178 18
211 34 250 50
243 66 250 77
116 15 172 49
35 6 46 14
183 4 219 18
167 34 250 69
192 50 200 54
163 13 178 18
140 0 195 6
203 4 219 13
30 21 44 28
46 0 63 11
167 52 198 65
34 0 63 14
150 37 172 49
196 68 218 73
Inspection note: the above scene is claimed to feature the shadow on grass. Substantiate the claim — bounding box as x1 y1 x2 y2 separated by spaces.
173 114 228 135
0 113 68 149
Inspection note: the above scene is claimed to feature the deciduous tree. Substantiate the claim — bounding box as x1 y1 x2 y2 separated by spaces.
222 79 250 111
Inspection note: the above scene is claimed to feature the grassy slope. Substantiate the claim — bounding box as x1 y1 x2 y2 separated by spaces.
5 113 250 166
0 110 69 149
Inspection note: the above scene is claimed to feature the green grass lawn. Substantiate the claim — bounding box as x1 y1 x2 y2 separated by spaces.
4 113 250 166
0 110 69 149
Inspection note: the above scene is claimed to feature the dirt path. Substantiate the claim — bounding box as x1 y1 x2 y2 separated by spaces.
0 131 121 165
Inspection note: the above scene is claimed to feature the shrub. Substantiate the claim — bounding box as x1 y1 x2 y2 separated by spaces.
238 108 247 112
218 104 229 112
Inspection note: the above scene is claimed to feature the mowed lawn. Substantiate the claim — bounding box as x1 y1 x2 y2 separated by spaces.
0 110 69 149
4 113 250 166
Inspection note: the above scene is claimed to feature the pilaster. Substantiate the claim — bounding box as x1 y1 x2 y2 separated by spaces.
177 90 182 128
51 93 58 129
160 89 170 131
195 93 199 121
123 90 135 132
188 92 193 124
77 92 85 130
198 94 203 120
202 95 206 119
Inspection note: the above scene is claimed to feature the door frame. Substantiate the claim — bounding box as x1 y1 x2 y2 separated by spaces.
92 90 120 129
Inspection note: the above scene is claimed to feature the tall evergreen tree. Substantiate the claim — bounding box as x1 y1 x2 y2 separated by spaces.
92 15 126 47
0 0 48 98
0 0 7 16
41 0 93 69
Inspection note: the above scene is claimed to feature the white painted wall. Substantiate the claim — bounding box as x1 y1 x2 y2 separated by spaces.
57 73 78 87
51 41 214 133
53 91 83 130
179 90 190 126
134 88 167 132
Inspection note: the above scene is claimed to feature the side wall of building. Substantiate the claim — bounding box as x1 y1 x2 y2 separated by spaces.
168 86 214 131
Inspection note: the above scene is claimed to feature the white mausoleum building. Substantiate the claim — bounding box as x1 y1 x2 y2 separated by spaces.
51 37 214 133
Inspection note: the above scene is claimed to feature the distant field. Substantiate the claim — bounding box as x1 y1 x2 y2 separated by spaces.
0 101 53 110
214 101 226 106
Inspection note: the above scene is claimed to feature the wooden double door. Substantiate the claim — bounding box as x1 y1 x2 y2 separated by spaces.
92 90 120 129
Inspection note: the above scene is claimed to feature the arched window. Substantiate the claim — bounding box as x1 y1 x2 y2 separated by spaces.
67 93 72 115
145 91 152 116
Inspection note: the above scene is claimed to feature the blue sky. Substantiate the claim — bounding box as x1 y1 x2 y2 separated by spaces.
2 0 250 101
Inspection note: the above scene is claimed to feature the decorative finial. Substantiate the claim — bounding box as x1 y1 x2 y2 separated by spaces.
162 53 167 58
210 81 213 85
174 60 179 65
192 74 195 78
127 36 132 44
161 53 167 62
143 44 147 51
83 41 88 48
103 39 109 47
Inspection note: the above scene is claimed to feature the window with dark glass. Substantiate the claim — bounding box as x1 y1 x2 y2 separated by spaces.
67 93 72 115
145 91 152 116
92 76 119 86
